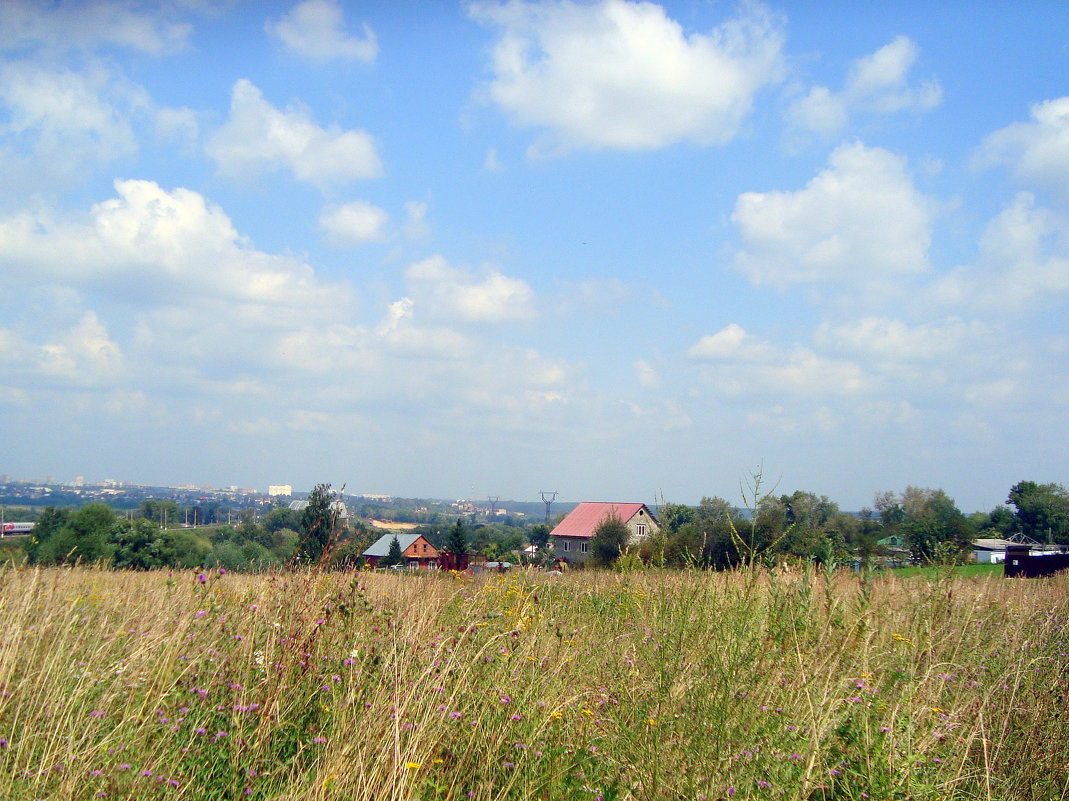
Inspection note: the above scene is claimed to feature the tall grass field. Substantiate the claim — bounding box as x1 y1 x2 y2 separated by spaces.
0 565 1066 800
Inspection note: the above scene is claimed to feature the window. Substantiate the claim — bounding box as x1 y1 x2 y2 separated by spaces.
562 541 570 552
636 524 647 537
581 542 588 554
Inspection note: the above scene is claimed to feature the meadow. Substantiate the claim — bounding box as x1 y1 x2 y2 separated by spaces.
0 564 1065 801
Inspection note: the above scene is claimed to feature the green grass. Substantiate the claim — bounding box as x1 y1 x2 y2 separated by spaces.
0 565 1066 800
888 562 1004 579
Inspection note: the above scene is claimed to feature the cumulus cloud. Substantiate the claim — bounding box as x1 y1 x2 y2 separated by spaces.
155 105 198 148
975 95 1069 200
0 61 141 181
787 36 941 136
688 323 867 398
404 255 537 323
633 358 660 389
206 79 381 188
470 0 785 154
687 322 772 361
814 316 986 362
266 0 378 63
0 179 350 315
0 0 193 55
931 192 1069 313
731 141 934 288
320 201 389 246
0 311 125 387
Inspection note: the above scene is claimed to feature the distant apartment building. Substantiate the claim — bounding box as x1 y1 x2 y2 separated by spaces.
268 485 293 497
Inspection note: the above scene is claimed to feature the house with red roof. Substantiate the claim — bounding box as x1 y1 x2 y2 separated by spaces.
549 502 659 562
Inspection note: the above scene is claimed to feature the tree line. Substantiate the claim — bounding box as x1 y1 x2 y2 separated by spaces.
582 478 1069 569
9 478 1068 572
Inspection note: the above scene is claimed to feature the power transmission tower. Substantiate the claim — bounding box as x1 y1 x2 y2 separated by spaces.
487 496 499 518
539 490 558 523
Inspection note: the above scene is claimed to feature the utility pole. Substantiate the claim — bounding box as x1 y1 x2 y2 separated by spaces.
540 490 558 524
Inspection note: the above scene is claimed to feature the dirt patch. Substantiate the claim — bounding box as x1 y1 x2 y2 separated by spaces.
369 519 420 530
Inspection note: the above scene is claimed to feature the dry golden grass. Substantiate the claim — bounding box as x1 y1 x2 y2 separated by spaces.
0 564 1065 800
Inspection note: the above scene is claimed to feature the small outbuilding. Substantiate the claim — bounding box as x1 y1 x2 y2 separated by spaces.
972 538 1016 564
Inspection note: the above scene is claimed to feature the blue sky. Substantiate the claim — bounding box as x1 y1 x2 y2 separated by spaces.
1 0 1067 513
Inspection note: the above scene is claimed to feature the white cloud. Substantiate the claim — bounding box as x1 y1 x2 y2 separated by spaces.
266 0 378 63
470 0 784 154
483 147 504 172
687 323 771 361
975 96 1069 200
814 316 986 362
155 105 198 148
0 179 350 315
633 358 660 389
0 0 193 55
320 201 389 246
931 192 1069 313
206 79 381 188
0 61 140 180
787 36 941 136
405 255 536 323
688 323 867 398
731 141 934 288
403 200 430 241
0 311 125 387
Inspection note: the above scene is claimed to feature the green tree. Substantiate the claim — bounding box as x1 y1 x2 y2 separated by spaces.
111 518 178 569
299 484 337 564
658 502 694 536
890 487 974 563
381 535 405 567
590 513 630 567
24 506 70 564
446 518 467 555
36 504 115 565
1007 481 1069 544
139 499 178 527
262 506 303 534
527 522 551 550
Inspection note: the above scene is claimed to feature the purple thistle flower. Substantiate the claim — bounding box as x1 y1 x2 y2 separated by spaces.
197 573 207 584
313 737 327 744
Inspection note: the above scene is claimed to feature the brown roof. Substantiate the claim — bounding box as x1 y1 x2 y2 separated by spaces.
550 502 656 539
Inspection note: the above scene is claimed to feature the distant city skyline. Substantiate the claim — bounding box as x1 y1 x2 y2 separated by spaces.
2 2 1068 514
